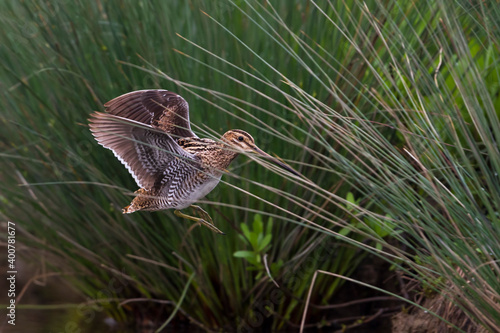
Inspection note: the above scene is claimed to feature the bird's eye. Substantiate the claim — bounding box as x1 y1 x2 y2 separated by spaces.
237 136 244 141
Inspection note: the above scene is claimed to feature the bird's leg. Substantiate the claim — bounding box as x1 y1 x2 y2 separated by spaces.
174 206 224 234
190 205 214 225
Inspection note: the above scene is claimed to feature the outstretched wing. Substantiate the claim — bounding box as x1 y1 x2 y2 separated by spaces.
89 112 198 189
103 89 197 138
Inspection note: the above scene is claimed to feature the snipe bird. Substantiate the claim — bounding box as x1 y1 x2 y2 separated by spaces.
89 89 299 234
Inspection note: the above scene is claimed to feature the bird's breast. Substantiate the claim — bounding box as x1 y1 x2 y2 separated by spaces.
174 174 222 209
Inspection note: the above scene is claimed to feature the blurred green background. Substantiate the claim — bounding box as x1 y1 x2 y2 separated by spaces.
1 0 499 332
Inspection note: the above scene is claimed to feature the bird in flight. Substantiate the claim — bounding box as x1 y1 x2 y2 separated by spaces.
89 89 299 234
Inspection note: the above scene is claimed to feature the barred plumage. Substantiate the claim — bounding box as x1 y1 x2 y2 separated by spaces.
89 89 300 233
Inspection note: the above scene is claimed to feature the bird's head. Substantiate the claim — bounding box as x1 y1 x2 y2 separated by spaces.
222 129 257 152
222 129 301 176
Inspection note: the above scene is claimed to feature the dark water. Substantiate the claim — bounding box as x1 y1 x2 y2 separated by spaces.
0 259 393 332
1 309 391 332
1 309 129 333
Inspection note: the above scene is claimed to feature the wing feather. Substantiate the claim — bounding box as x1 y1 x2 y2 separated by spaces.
89 112 196 189
103 89 196 138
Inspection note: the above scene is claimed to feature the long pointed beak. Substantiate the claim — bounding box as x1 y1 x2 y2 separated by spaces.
252 146 302 177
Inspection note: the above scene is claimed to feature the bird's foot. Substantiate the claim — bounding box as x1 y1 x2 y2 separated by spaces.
174 207 225 234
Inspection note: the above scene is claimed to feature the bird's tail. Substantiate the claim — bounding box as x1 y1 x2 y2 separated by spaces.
122 188 158 214
122 204 135 214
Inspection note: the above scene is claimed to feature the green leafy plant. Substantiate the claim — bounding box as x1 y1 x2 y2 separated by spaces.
339 192 400 251
234 214 283 280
